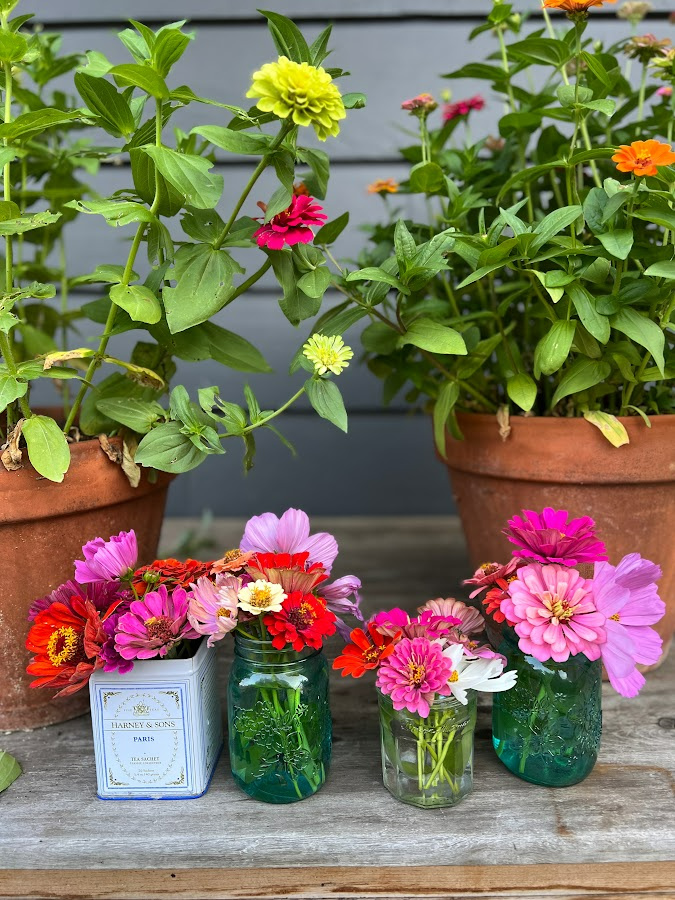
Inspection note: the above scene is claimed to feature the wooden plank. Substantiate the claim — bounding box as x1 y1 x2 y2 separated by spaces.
32 0 675 24
1 863 675 899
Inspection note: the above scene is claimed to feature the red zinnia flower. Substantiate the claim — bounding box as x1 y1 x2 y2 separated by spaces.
253 194 327 250
246 552 328 595
442 94 484 123
26 596 115 696
482 579 518 626
263 591 337 651
132 557 214 597
332 623 400 678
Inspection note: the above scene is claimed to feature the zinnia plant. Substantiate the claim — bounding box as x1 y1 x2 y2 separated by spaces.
317 0 673 451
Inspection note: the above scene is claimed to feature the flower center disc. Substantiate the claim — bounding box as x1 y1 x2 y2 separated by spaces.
46 626 81 667
287 602 315 631
145 615 174 642
407 661 426 687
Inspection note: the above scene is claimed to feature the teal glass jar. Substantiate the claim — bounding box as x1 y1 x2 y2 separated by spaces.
377 688 477 808
227 634 331 803
492 627 602 787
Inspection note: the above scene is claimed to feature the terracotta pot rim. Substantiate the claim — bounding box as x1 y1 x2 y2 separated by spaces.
451 411 675 427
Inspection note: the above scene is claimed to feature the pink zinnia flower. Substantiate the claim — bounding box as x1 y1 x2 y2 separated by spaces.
241 508 338 572
376 637 453 717
418 597 485 635
252 195 327 250
503 564 606 663
463 559 523 598
114 585 199 661
657 85 673 97
74 530 138 584
442 94 484 122
371 607 411 637
188 575 239 648
401 92 438 113
503 508 608 566
592 554 665 697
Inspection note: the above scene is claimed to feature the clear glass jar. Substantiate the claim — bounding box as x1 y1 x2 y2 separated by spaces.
227 634 331 803
492 627 602 787
377 688 477 808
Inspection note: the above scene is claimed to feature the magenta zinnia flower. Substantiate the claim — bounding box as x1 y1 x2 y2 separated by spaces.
188 574 239 648
241 508 338 572
28 579 126 621
463 559 523 599
592 553 665 697
503 564 606 663
74 530 138 584
114 585 199 661
442 94 484 122
418 597 485 635
503 508 607 566
253 195 327 250
376 637 453 717
100 607 134 674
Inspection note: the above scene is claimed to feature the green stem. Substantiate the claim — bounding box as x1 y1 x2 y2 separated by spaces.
496 25 516 113
518 683 547 774
417 721 425 792
637 64 647 122
221 385 306 439
59 234 71 413
221 257 272 309
214 122 292 250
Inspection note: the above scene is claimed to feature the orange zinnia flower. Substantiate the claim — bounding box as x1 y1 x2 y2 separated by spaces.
543 0 616 12
333 623 399 678
367 178 399 195
612 139 675 177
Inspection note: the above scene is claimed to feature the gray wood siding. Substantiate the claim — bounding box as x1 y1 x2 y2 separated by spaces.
23 1 667 515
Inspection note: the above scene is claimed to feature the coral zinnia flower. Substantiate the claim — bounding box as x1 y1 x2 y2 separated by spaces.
612 139 675 176
401 93 438 114
133 557 214 598
543 0 617 13
333 623 399 677
303 333 354 376
246 551 328 595
114 585 199 661
264 591 336 651
188 574 240 647
463 559 524 599
241 508 338 572
247 56 346 141
74 530 138 585
376 636 454 717
502 564 606 663
26 596 113 696
211 548 255 575
253 194 327 250
367 178 399 195
592 553 664 697
482 583 517 625
503 507 608 566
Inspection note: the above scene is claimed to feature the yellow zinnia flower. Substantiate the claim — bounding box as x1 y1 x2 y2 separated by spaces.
303 334 354 376
246 56 346 141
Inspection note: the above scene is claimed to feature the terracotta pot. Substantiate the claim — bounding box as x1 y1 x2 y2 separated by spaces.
0 437 172 731
443 413 675 664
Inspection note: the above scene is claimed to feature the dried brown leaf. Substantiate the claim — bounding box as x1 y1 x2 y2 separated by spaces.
1 419 25 472
497 405 511 442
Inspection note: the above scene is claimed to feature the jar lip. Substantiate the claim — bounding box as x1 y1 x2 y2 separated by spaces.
233 631 321 661
376 686 473 710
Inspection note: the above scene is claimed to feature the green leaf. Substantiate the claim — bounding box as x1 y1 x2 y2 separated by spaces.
394 219 416 268
644 260 675 279
551 359 611 407
581 98 615 117
0 372 27 413
0 108 81 142
305 378 348 432
130 148 184 218
163 244 243 333
314 211 349 245
433 382 459 457
597 229 633 260
342 92 367 109
567 282 610 344
507 373 537 412
152 27 192 77
346 266 409 295
22 415 70 483
0 211 60 235
398 318 467 356
530 205 582 251
74 72 135 137
409 161 445 194
110 63 169 99
270 251 322 324
66 198 156 227
534 320 576 377
135 421 206 473
191 125 272 155
297 265 331 299
610 308 665 375
259 10 311 63
71 264 134 286
0 750 21 794
110 283 161 324
202 322 272 373
141 146 223 210
581 50 611 88
583 410 630 447
264 184 293 221
0 30 26 61
96 398 165 434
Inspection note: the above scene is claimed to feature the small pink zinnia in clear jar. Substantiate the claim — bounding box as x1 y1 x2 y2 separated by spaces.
252 195 327 250
503 507 608 566
187 575 240 648
115 585 199 661
376 636 453 717
502 564 606 663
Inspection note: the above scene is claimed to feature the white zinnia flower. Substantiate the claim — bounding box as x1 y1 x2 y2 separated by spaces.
237 580 287 615
442 642 518 705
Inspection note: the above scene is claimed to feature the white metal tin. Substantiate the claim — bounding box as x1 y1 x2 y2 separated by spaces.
89 639 223 800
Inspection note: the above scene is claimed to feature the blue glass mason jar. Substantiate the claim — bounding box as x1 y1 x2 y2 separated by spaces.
227 634 331 803
492 627 602 786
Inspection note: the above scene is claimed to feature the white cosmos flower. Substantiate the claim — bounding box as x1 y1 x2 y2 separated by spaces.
442 642 518 705
237 580 287 615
